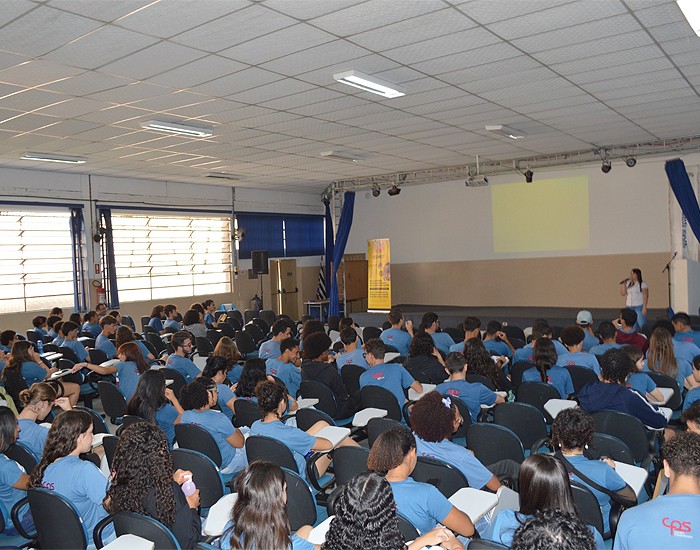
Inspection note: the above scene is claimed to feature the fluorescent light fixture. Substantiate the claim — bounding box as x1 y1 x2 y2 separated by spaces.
320 150 363 163
333 70 406 98
20 152 86 164
205 172 241 181
485 125 525 140
141 120 213 137
678 0 700 36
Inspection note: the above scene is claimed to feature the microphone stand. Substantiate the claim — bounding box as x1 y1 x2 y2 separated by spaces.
662 252 678 316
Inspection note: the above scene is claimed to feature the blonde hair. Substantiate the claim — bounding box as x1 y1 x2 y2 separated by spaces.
647 328 677 378
19 382 57 408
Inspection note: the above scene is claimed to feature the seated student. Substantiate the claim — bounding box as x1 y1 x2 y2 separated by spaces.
2 340 80 406
74 342 149 400
323 471 458 550
621 345 664 403
213 336 243 384
182 308 207 339
589 321 622 356
551 408 635 536
301 332 358 419
236 358 297 413
682 401 700 434
115 325 157 364
651 318 700 365
412 391 519 491
0 406 34 536
108 310 121 327
672 311 700 347
95 315 119 358
250 380 359 481
17 382 72 457
127 370 183 448
105 422 201 549
463 338 508 391
404 332 446 384
258 318 293 361
511 509 597 550
202 299 218 328
578 348 668 430
69 312 82 326
360 338 422 409
29 410 115 546
380 307 414 357
576 310 599 352
614 308 648 354
95 302 108 319
523 337 574 399
46 315 61 339
163 304 181 332
645 326 697 391
81 310 101 339
165 331 201 384
335 328 369 372
435 352 503 422
482 321 515 360
201 355 236 421
180 378 247 474
614 431 700 550
31 315 48 339
556 326 601 376
367 425 475 540
682 355 700 411
147 305 165 334
49 307 64 320
190 302 206 320
58 321 90 362
513 319 568 364
0 330 17 354
421 312 455 356
219 461 318 550
266 337 302 399
485 454 603 549
449 316 481 354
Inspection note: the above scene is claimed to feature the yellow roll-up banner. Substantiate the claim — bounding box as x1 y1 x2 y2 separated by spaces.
368 238 391 311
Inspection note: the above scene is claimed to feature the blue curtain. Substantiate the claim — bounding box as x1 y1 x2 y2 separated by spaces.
329 192 355 316
236 213 284 259
283 214 324 257
69 208 87 313
324 201 334 300
666 158 700 242
99 208 120 308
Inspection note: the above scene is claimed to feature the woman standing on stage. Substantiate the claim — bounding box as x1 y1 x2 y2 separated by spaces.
620 268 648 329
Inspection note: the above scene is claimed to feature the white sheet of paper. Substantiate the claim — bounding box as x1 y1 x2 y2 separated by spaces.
384 352 400 362
297 398 319 409
544 399 577 419
91 433 108 448
488 485 520 521
202 493 238 536
100 359 120 367
307 515 334 545
314 426 351 450
409 384 436 401
448 487 499 522
50 369 73 379
352 407 387 427
102 534 155 550
614 461 648 497
649 387 674 405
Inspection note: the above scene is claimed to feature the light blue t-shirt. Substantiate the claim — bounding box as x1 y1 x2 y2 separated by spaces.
483 339 512 359
522 365 574 399
415 435 492 489
389 477 453 534
96 333 117 358
614 494 700 550
434 379 497 422
589 343 621 356
250 419 315 480
582 331 600 352
266 359 301 398
335 348 368 371
683 386 700 411
514 340 568 364
165 354 200 383
17 419 48 458
218 521 315 550
20 361 46 387
0 454 27 529
81 322 101 339
164 319 181 331
359 363 415 407
135 340 153 362
430 332 456 356
61 339 89 362
675 329 700 348
204 312 216 327
181 409 244 472
380 328 412 356
627 372 656 397
216 382 236 421
227 364 243 384
156 403 178 448
673 339 700 364
449 341 465 353
643 358 693 391
115 361 141 400
556 351 601 376
258 340 281 361
148 317 164 332
51 336 65 347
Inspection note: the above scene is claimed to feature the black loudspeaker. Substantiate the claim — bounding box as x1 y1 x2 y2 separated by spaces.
251 250 269 275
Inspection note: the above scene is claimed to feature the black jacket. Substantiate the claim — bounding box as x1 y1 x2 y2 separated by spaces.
404 355 447 384
144 481 201 549
301 360 359 419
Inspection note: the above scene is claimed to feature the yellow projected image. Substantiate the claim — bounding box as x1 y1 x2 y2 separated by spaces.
492 176 589 253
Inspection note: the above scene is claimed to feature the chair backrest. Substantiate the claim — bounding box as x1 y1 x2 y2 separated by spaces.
295 407 335 432
585 433 635 465
2 367 28 410
299 380 338 418
174 423 222 467
360 385 402 421
465 373 497 391
96 381 127 420
116 415 147 436
226 317 243 334
362 326 382 342
340 363 365 397
4 442 38 474
446 394 472 439
467 423 525 465
194 337 214 357
646 371 682 410
516 381 561 423
160 369 187 398
494 401 548 450
244 323 265 344
26 330 41 345
171 449 225 509
468 540 509 549
143 325 159 336
102 435 119 470
443 327 464 344
565 365 599 396
234 331 256 355
510 361 535 390
74 405 111 434
28 487 87 549
591 411 652 464
411 455 469 498
367 417 403 448
101 512 180 550
233 399 262 428
145 332 167 354
245 435 300 474
332 446 370 486
207 329 224 346
88 348 110 365
58 345 80 363
258 309 276 328
282 467 317 531
243 309 257 324
251 317 269 335
571 482 605 537
503 325 526 343
397 513 420 541
121 315 136 330
140 316 150 331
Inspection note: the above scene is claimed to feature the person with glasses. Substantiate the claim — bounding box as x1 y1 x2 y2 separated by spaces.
165 331 200 383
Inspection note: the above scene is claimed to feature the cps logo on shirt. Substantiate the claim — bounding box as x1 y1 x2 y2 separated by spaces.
447 389 460 397
40 481 55 490
371 372 385 381
662 517 693 538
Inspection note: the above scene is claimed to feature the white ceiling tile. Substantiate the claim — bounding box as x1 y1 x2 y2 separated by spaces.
259 88 346 111
0 112 61 132
38 71 134 96
191 67 282 97
76 105 148 125
88 81 176 103
453 0 576 25
0 0 37 26
99 42 206 80
167 99 246 118
232 79 316 105
0 58 83 87
532 31 655 65
549 45 665 76
660 36 700 56
47 0 156 22
567 57 676 86
260 0 360 20
0 88 66 112
632 2 687 28
126 91 211 111
150 55 248 89
261 40 371 77
34 119 101 137
34 97 112 117
0 51 32 72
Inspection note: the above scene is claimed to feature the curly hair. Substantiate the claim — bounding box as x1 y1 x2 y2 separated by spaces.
213 336 241 367
533 337 557 383
235 359 267 398
551 407 594 452
409 332 435 357
367 426 415 474
410 392 457 443
647 327 678 379
30 409 92 487
105 423 176 526
511 509 595 550
254 380 286 415
681 401 700 431
463 338 500 388
600 348 634 384
228 461 291 550
663 431 700 479
559 326 584 347
323 471 405 550
301 332 331 360
126 370 168 424
179 378 213 411
301 319 325 340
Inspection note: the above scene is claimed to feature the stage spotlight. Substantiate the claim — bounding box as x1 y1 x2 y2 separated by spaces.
371 184 381 197
524 169 534 183
387 185 401 196
625 157 637 168
601 160 612 173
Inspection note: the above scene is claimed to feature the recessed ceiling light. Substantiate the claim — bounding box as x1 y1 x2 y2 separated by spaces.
485 125 525 140
141 120 213 137
677 0 700 36
320 151 363 163
20 152 87 164
333 70 406 98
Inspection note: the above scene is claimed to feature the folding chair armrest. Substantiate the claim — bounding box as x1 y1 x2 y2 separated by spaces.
93 514 115 549
530 437 552 455
306 452 334 493
10 496 34 540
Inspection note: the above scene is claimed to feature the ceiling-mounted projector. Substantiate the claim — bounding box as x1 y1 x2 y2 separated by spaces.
465 175 489 187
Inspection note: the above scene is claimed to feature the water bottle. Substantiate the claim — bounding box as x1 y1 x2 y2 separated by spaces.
181 474 196 497
36 339 44 355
